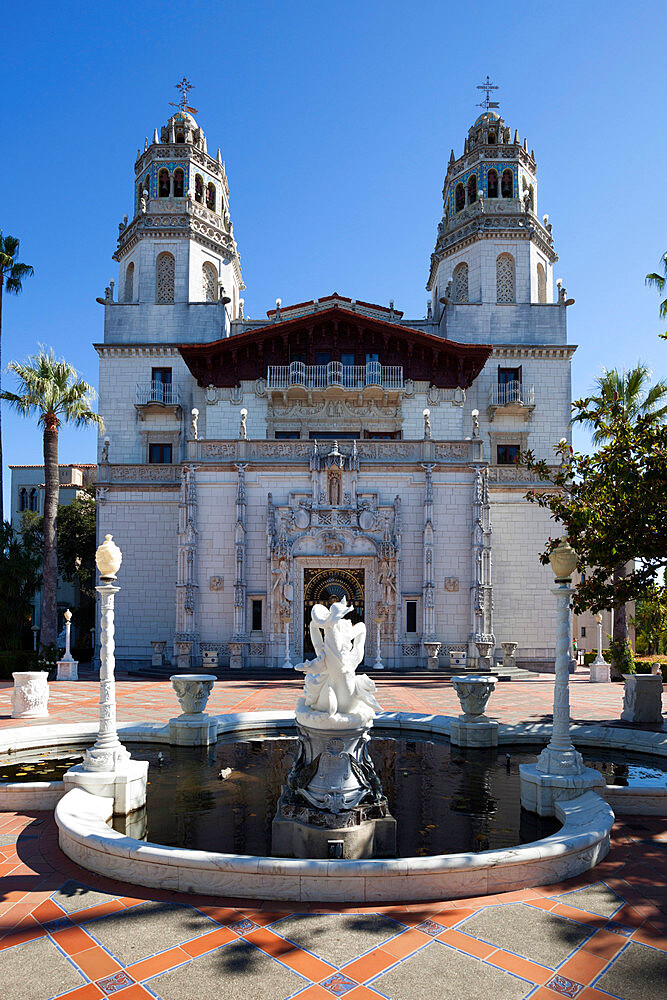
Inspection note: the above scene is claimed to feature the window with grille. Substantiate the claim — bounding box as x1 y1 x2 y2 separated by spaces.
496 253 515 303
124 262 134 303
452 262 469 303
156 253 175 303
202 262 218 301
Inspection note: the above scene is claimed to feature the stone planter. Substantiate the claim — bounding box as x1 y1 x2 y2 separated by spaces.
501 641 518 669
229 641 243 670
170 674 217 717
175 641 193 671
151 641 167 667
450 674 498 747
621 674 663 724
202 649 219 669
449 649 467 670
475 640 494 672
11 671 50 719
169 674 217 746
423 641 441 671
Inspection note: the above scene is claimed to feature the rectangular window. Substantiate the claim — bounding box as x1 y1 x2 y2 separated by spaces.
152 367 172 384
405 601 418 634
497 444 520 465
497 366 522 404
149 443 172 464
251 599 263 632
309 431 359 439
581 627 586 638
497 366 521 386
275 431 300 439
289 352 305 364
366 353 379 364
341 352 355 367
315 352 330 366
363 430 402 440
150 368 172 404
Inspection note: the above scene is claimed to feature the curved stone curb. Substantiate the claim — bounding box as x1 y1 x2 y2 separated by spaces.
55 786 613 902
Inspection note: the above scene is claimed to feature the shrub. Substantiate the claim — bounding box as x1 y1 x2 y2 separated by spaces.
583 650 611 666
0 649 40 680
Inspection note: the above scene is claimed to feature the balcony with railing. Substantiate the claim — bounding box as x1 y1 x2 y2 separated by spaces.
267 361 404 393
135 381 182 417
488 380 535 421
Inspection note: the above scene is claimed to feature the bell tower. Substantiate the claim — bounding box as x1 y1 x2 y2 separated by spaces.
112 79 244 329
427 82 561 343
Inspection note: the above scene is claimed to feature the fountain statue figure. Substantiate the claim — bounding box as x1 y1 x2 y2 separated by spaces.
296 597 380 728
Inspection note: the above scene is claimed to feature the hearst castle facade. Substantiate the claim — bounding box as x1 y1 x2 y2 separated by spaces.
96 101 574 671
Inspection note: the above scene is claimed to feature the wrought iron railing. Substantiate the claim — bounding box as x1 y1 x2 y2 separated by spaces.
488 381 534 406
136 381 181 406
267 361 403 390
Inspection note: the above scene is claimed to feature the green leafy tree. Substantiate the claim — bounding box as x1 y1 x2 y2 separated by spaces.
0 521 41 651
0 350 103 646
0 234 34 521
646 251 667 338
632 586 667 655
571 363 667 646
521 407 667 616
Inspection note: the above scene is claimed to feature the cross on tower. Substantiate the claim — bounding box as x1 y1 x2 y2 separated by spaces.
476 75 500 113
170 77 198 114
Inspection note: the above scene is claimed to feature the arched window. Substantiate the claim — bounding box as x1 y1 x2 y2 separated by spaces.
537 263 547 303
156 252 175 304
124 262 134 303
452 262 469 303
158 168 170 197
501 169 513 198
487 169 498 198
175 130 185 144
202 262 218 301
455 183 465 213
467 174 477 203
528 184 535 212
496 253 515 303
136 180 143 212
29 489 39 512
488 131 496 144
206 183 216 212
194 174 203 203
173 169 184 198
18 488 27 512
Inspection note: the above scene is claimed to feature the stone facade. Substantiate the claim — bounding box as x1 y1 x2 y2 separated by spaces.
96 105 574 670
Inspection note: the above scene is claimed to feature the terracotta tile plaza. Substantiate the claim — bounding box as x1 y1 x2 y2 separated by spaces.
0 674 665 1000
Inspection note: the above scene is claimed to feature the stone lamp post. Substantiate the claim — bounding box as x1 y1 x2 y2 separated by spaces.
64 535 148 815
520 539 604 815
56 609 79 680
590 612 610 682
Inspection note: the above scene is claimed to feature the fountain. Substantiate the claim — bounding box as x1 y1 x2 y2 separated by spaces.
271 597 396 859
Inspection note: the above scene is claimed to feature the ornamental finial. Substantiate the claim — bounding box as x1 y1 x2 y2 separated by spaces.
170 77 198 114
476 75 500 113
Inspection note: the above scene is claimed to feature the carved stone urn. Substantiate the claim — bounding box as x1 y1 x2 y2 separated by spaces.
501 641 518 669
170 674 216 717
423 641 441 671
474 640 494 671
12 671 50 719
451 675 498 721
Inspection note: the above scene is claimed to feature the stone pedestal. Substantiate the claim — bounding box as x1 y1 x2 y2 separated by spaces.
169 673 217 746
64 759 149 816
589 661 611 683
11 671 49 718
175 641 193 671
229 641 243 670
56 657 79 681
519 764 605 817
424 641 441 672
151 641 166 667
272 721 396 859
501 641 518 670
202 649 219 669
450 674 498 747
621 674 663 724
475 640 494 672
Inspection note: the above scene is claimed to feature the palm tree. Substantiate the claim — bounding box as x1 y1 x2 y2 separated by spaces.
0 234 34 521
646 252 667 337
574 362 667 649
0 349 103 647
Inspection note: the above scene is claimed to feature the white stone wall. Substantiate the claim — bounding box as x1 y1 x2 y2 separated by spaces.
401 395 466 439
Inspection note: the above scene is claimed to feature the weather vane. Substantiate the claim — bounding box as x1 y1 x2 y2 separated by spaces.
170 77 198 114
476 75 500 113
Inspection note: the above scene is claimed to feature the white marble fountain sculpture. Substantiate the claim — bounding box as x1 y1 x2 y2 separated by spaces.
272 597 396 859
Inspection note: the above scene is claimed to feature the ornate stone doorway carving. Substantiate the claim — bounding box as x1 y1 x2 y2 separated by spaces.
303 568 365 658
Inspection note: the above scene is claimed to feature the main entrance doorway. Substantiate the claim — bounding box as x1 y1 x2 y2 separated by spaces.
302 568 365 658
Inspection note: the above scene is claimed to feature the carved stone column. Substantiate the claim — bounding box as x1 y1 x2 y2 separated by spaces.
469 467 494 665
421 464 436 644
231 462 248 667
175 465 199 662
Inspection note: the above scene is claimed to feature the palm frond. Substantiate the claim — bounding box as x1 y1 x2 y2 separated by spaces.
2 348 102 430
5 262 34 295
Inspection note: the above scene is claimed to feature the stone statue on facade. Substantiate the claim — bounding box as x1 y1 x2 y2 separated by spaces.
239 407 248 439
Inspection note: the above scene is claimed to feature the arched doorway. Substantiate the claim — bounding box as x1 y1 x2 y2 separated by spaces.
303 568 365 658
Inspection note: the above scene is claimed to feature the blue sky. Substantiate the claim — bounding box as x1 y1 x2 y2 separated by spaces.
1 0 665 511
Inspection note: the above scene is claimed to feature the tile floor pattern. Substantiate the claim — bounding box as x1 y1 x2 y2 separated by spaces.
0 676 665 1000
